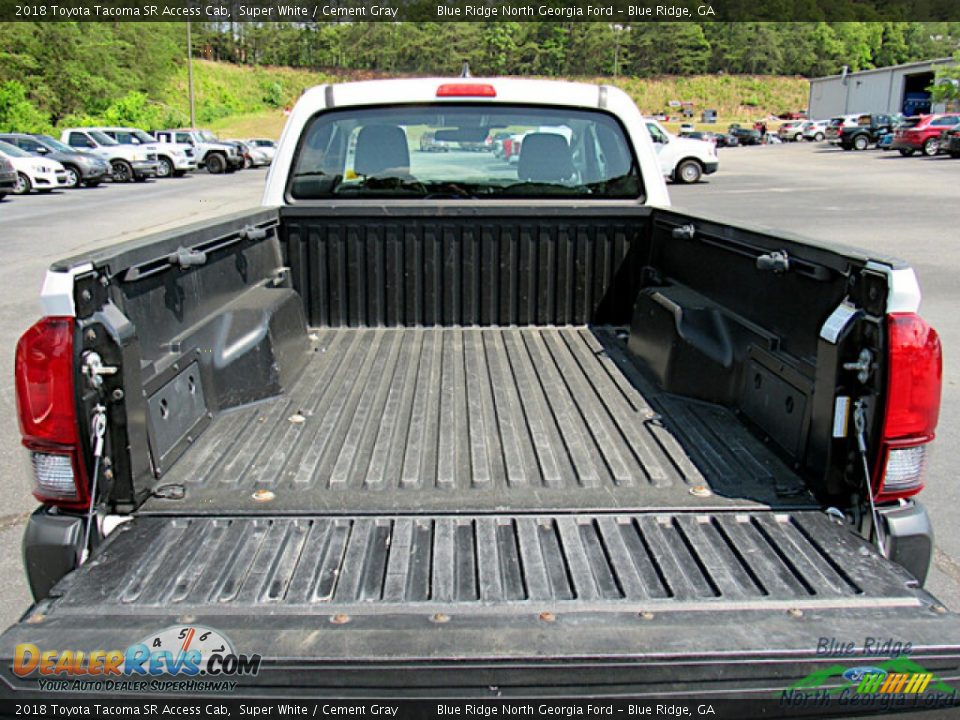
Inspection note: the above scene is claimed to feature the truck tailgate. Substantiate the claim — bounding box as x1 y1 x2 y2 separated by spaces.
4 511 960 697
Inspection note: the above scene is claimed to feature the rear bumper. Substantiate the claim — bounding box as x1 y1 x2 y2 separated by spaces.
0 171 15 191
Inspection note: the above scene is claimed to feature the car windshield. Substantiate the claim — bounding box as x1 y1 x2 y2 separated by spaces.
131 130 155 143
37 135 74 153
290 104 641 200
0 140 31 158
89 131 118 146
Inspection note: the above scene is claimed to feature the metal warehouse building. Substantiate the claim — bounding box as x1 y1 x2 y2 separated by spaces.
808 58 954 119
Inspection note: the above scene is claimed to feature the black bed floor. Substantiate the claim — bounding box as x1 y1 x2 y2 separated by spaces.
142 325 813 514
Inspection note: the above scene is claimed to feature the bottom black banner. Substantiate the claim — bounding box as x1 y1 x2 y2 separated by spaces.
1 698 959 720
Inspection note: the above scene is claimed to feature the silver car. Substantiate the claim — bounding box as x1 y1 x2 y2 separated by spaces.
801 120 830 142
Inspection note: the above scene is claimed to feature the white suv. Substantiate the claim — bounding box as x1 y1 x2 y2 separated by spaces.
802 120 830 142
60 128 159 182
93 127 197 179
645 120 718 184
153 129 243 174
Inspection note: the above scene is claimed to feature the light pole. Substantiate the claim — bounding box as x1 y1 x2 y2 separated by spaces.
612 24 624 78
187 21 196 127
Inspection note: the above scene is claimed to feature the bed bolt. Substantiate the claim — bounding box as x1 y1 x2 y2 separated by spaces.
26 613 45 625
931 604 947 615
639 611 654 621
689 485 712 498
330 614 351 625
538 611 556 623
112 389 124 401
252 489 276 502
85 328 97 342
99 276 109 287
431 613 450 624
289 413 306 424
81 289 92 302
787 608 803 618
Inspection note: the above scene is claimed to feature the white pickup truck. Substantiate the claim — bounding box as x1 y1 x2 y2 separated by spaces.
153 128 244 174
92 127 198 179
642 118 719 184
4 77 958 703
60 128 159 182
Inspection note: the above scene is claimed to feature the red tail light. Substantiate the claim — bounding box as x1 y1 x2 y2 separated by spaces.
15 317 88 509
875 313 942 501
436 83 496 98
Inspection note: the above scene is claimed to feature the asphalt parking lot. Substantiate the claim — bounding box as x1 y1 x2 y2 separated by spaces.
0 142 958 632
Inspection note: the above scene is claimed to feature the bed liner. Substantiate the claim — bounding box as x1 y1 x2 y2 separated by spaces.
141 325 811 515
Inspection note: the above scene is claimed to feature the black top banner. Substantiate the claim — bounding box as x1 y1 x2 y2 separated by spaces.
1 0 960 22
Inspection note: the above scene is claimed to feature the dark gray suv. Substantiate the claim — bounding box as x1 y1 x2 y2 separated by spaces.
0 133 110 188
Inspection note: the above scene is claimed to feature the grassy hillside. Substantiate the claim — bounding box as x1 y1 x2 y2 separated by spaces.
160 61 810 139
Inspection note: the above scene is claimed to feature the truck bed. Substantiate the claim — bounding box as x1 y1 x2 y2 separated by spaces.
143 325 810 515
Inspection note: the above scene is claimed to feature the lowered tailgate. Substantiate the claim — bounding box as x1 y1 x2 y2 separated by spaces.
3 510 960 698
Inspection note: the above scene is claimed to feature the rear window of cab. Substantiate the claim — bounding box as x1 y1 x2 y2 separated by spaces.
288 104 643 201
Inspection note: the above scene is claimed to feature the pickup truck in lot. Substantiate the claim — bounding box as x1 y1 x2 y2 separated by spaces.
60 128 159 182
3 78 959 701
838 114 894 151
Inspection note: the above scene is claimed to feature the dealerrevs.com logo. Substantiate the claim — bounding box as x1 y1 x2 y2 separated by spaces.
13 625 261 693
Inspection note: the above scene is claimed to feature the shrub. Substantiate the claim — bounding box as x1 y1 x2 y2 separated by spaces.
0 80 50 133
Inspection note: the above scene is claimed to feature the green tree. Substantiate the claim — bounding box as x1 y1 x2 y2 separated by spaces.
0 80 48 132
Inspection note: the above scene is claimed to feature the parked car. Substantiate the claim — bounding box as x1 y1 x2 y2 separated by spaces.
0 133 110 188
0 139 69 194
60 128 158 182
501 133 525 163
824 114 860 144
678 123 695 135
890 113 960 156
153 129 244 174
801 120 830 142
838 114 894 151
93 127 197 178
419 130 452 153
0 154 16 199
684 131 738 148
729 126 762 145
246 138 277 164
226 139 271 168
944 125 960 158
491 131 512 158
777 121 806 141
645 119 719 183
7 77 956 700
877 117 918 151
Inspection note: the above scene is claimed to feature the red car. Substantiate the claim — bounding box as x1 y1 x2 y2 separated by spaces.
891 113 960 156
